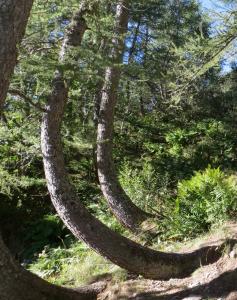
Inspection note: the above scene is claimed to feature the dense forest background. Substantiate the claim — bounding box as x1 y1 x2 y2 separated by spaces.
2 0 237 288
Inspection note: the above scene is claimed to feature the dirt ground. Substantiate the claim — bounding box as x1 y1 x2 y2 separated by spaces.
98 223 237 300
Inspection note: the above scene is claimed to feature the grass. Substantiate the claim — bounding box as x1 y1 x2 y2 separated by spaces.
28 241 127 286
28 221 237 287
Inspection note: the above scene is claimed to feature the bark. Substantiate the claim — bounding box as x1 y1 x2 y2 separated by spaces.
0 0 33 112
97 0 151 232
0 2 103 300
93 79 104 184
0 234 103 300
41 2 232 281
41 72 235 280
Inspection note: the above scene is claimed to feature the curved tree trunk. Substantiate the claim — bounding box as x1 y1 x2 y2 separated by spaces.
41 70 232 280
0 234 101 300
96 0 151 232
41 2 230 281
0 2 103 299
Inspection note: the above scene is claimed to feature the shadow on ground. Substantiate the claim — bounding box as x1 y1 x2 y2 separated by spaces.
133 267 237 299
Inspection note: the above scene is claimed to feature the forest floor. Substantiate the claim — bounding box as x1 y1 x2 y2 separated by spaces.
97 223 237 300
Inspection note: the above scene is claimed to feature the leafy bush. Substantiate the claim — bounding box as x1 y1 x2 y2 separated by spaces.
165 167 237 239
119 160 161 212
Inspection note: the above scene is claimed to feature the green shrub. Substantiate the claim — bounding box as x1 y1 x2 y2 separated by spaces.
119 160 161 212
166 167 237 239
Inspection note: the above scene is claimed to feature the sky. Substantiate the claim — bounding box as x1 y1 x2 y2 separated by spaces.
199 0 236 73
199 0 232 12
200 0 223 10
200 0 215 9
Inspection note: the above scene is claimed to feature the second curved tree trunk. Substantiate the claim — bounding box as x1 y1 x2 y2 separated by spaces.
96 0 151 232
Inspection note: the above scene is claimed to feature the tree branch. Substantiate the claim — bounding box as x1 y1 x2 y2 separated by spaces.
8 89 47 112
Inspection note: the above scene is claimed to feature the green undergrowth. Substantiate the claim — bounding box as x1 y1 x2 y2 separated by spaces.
27 166 237 286
120 164 237 242
28 221 237 287
154 221 236 253
155 167 237 242
28 242 126 286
